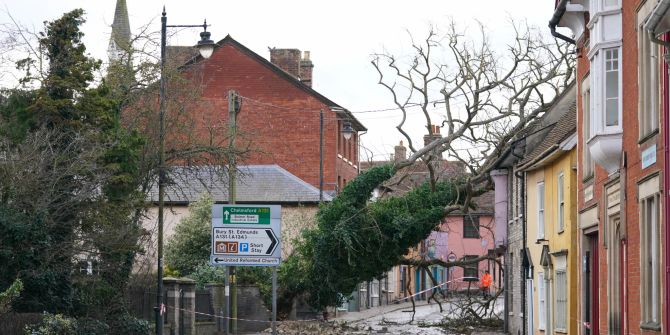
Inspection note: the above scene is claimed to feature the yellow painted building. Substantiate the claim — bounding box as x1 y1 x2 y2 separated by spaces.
518 92 577 335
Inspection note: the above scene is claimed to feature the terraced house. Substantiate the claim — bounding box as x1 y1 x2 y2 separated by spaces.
493 84 577 335
518 89 578 335
549 0 670 334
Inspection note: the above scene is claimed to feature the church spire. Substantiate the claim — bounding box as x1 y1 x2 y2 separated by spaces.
108 0 131 63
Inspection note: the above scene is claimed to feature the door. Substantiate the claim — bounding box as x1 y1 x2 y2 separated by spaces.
584 233 599 335
527 278 534 334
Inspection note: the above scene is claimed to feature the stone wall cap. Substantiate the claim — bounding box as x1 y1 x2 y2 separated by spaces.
179 277 196 284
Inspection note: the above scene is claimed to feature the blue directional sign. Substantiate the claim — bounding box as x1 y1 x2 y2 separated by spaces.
210 204 281 267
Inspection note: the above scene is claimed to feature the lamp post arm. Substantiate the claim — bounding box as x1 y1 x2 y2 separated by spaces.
166 24 209 28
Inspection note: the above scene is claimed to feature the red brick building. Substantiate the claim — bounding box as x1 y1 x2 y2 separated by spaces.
167 35 365 194
551 0 668 334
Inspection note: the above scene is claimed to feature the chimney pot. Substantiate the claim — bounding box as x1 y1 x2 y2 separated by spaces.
423 125 443 160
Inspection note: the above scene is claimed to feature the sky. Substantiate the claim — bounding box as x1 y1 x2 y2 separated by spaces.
1 0 559 161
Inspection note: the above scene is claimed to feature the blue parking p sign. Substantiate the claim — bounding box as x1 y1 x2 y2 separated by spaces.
240 243 249 253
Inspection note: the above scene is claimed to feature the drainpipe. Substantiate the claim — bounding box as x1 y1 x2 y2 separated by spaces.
514 169 527 335
665 43 670 335
504 171 512 334
549 0 577 45
511 141 527 335
357 130 367 175
647 23 670 332
665 42 670 335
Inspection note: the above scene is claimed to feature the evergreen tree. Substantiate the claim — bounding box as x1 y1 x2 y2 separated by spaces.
0 9 145 320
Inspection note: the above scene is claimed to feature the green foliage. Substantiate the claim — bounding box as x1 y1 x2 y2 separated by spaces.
106 314 150 335
0 89 36 144
25 312 148 335
0 9 146 319
73 318 110 335
190 264 226 289
0 206 71 313
283 164 465 308
26 313 77 335
165 193 214 276
0 278 23 314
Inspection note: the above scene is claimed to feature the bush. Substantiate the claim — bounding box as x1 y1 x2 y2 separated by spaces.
75 318 109 335
107 314 151 335
24 313 145 335
165 194 213 276
25 313 77 335
190 264 226 289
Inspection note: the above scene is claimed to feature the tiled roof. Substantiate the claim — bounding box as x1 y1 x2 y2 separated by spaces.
518 89 576 167
148 165 330 204
361 159 493 214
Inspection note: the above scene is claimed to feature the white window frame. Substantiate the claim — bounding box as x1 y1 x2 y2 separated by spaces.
640 193 661 325
603 48 621 131
582 76 594 178
602 0 619 10
555 269 568 331
537 181 545 239
557 173 565 233
538 272 546 330
638 20 659 139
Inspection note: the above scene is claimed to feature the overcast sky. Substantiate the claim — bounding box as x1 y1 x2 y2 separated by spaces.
2 0 558 160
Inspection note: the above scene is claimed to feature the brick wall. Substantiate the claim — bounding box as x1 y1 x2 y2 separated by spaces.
574 1 668 334
179 41 358 193
507 169 525 335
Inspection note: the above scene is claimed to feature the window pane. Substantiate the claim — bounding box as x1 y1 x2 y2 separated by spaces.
606 99 618 126
605 49 619 127
604 0 618 7
606 70 618 98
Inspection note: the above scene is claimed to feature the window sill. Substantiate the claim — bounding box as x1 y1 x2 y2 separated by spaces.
558 229 564 235
555 328 568 334
640 321 661 331
638 129 659 145
582 174 594 183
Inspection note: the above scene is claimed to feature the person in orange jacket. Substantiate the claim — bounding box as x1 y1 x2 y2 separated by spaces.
480 270 493 298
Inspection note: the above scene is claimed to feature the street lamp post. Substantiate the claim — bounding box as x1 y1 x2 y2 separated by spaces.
156 8 215 335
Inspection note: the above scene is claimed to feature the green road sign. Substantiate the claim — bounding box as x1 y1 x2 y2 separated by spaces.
222 206 271 225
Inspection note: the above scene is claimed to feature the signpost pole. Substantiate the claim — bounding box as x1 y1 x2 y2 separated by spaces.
224 267 229 335
272 266 277 335
228 90 238 333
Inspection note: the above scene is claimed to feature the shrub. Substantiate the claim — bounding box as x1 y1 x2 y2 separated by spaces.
25 313 77 335
75 318 109 335
107 314 151 335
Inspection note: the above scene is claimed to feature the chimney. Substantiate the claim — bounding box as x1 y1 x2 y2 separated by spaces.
269 48 313 87
299 51 313 87
394 140 406 162
423 125 443 160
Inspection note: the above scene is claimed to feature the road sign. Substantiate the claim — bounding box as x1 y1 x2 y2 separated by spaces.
222 206 271 225
210 204 281 267
212 227 278 256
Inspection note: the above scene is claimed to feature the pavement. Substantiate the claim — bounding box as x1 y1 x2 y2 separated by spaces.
255 298 505 334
